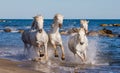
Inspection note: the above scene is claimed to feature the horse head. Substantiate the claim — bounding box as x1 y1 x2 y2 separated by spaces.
33 15 44 33
52 13 64 28
80 20 89 33
77 28 86 45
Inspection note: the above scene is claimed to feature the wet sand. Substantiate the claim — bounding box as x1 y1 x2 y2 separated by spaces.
0 59 44 73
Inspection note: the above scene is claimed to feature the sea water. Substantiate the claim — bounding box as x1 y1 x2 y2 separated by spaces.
0 19 120 73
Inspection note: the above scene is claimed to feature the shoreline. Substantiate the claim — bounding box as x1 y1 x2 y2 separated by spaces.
0 58 44 73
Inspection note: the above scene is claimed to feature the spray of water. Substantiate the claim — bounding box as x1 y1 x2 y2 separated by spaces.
23 35 102 73
61 36 100 65
87 37 99 64
24 35 100 66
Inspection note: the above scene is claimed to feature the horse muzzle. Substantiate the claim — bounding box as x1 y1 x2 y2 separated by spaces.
38 29 42 33
36 44 40 48
36 43 42 48
59 23 62 28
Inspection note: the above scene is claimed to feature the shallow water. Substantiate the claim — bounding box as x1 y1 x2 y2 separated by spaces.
0 19 120 73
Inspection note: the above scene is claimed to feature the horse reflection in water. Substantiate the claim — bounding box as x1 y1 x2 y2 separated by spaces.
68 27 88 62
49 14 65 60
22 15 48 61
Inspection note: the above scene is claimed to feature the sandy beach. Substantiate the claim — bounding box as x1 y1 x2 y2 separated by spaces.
0 59 44 73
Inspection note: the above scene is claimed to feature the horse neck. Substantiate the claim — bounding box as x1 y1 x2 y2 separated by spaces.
51 24 60 34
76 34 81 43
82 23 88 30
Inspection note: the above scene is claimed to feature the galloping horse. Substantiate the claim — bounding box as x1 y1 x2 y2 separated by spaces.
49 14 65 60
22 15 48 61
68 28 88 62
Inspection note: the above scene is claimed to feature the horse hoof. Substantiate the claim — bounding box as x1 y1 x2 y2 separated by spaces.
32 59 38 62
55 54 59 57
61 57 65 60
32 58 41 62
40 54 44 57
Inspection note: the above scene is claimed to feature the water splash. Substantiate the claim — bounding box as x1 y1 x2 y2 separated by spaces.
87 37 98 64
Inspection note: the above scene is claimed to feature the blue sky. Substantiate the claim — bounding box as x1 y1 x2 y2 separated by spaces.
0 0 120 19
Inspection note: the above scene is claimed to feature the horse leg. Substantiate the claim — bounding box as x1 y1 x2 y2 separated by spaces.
33 47 41 62
44 43 48 61
24 44 29 56
27 44 31 54
54 44 59 57
39 47 44 57
83 50 87 61
51 41 58 57
76 51 84 62
60 45 65 60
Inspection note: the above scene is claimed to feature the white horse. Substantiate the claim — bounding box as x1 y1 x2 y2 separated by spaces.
80 20 89 34
49 14 65 60
22 15 48 61
68 28 88 62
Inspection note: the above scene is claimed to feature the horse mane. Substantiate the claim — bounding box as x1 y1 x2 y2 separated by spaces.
53 14 63 23
80 20 89 25
33 15 42 18
79 28 86 33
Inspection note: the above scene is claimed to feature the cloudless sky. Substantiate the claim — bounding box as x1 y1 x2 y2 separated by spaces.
0 0 120 19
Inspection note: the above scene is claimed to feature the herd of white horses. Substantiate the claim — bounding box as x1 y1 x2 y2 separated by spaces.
22 14 89 63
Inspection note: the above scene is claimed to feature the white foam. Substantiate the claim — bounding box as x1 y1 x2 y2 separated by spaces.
87 37 99 64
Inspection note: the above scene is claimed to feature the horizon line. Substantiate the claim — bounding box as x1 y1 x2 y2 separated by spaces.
0 18 120 20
